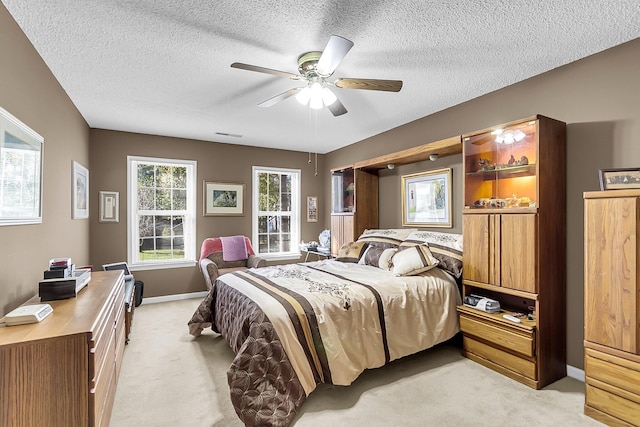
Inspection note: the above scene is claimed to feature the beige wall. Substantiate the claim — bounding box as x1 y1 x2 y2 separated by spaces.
0 4 90 317
89 129 326 297
325 38 640 369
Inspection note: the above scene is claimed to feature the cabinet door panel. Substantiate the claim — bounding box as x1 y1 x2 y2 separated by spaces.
330 215 355 256
585 197 639 353
463 214 490 284
500 214 537 293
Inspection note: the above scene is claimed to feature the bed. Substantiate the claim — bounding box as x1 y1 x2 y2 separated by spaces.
188 229 463 427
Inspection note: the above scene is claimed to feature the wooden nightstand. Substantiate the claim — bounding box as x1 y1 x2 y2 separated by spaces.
457 305 539 388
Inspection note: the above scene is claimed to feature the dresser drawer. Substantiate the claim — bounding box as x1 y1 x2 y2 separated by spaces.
114 302 126 379
586 349 640 397
586 384 640 426
90 322 116 426
91 297 116 379
464 336 537 379
460 314 535 357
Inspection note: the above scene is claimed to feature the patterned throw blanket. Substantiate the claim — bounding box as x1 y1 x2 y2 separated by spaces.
220 235 248 261
188 261 461 427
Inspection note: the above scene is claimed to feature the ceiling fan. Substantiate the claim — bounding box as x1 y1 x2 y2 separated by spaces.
231 35 403 117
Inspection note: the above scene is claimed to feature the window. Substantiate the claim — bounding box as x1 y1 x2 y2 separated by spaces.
0 107 43 226
252 166 300 260
127 156 196 269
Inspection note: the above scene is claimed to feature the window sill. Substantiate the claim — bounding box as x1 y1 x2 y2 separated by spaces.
129 260 196 272
258 253 302 262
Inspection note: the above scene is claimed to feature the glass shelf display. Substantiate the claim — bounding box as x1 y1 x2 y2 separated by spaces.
463 119 538 209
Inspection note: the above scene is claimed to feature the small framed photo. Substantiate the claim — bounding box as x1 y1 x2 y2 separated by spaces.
72 161 89 219
307 196 318 222
401 168 452 227
99 191 119 222
599 168 640 190
204 181 244 216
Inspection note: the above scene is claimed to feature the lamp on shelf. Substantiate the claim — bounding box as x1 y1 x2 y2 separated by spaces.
493 129 526 144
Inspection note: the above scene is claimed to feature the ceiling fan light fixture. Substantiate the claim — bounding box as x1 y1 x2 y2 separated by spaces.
295 86 311 106
309 95 324 109
321 87 337 106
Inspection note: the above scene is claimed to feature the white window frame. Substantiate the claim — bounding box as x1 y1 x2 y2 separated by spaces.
127 156 197 270
0 107 44 226
252 166 300 261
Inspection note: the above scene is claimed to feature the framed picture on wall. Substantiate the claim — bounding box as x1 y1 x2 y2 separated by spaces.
99 191 119 222
401 168 452 227
204 181 244 216
599 168 640 190
72 161 89 219
307 196 318 222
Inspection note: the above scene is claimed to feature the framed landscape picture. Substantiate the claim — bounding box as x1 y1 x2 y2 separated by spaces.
203 181 244 216
599 168 640 190
401 168 452 227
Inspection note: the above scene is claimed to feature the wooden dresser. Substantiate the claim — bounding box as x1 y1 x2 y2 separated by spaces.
0 270 126 427
584 190 640 426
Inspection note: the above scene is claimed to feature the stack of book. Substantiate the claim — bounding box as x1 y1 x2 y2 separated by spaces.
44 257 74 279
39 258 91 301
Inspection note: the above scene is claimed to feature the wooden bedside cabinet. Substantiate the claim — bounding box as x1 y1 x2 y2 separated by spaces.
458 305 538 386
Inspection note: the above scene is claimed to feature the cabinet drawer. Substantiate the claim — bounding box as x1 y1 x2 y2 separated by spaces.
464 336 536 379
586 384 640 426
586 350 640 397
460 314 534 357
114 307 126 379
90 324 116 426
92 300 116 379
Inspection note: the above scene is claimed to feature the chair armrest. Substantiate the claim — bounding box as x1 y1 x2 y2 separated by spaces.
199 258 219 290
247 254 266 269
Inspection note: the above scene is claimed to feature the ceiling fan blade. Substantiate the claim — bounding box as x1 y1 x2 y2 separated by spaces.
334 78 402 92
327 98 347 117
258 87 302 107
316 35 354 76
231 62 300 80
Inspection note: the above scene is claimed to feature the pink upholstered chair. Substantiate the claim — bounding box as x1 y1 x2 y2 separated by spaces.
199 236 266 290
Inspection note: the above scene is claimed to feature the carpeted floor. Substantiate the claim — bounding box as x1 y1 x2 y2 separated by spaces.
110 298 602 427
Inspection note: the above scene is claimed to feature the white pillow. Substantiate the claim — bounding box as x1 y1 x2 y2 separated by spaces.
378 248 397 271
391 245 439 276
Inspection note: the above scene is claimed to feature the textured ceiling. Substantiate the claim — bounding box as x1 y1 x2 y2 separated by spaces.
3 1 640 153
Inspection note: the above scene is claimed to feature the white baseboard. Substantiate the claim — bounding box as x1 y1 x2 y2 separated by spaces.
141 291 208 305
567 365 585 382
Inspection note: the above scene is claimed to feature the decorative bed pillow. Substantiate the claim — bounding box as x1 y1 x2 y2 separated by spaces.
391 244 439 276
336 241 368 263
357 228 417 249
400 231 463 278
358 246 396 270
377 248 397 271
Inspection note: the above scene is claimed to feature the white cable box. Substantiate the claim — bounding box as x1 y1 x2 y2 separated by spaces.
5 304 53 326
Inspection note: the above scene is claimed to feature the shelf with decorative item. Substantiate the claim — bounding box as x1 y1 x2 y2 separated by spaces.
466 163 536 179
